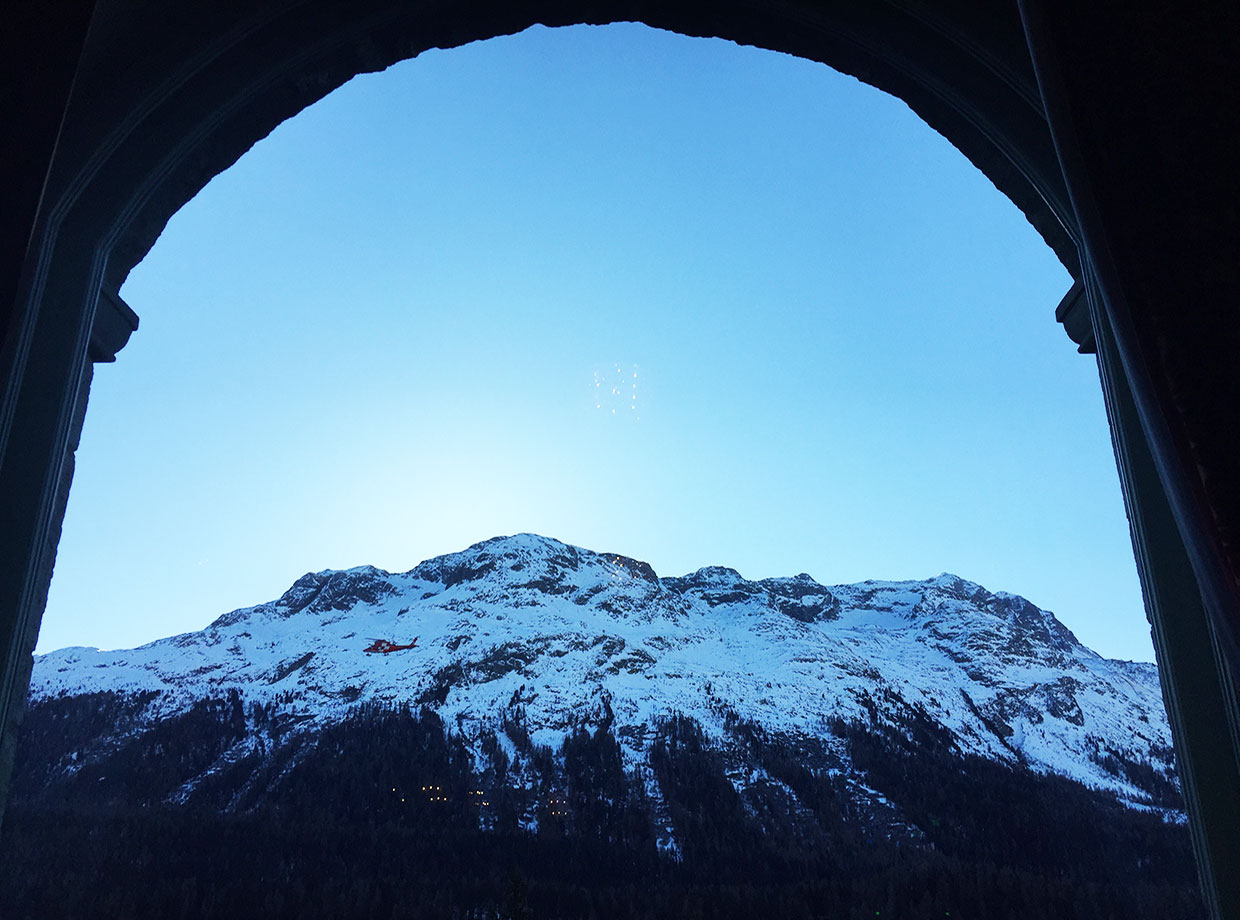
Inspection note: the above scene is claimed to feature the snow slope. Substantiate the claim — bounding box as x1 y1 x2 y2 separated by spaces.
31 533 1175 807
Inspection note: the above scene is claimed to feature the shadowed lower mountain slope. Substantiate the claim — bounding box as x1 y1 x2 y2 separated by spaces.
3 534 1202 919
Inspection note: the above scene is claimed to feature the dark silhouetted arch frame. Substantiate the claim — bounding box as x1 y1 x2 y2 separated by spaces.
2 2 1237 916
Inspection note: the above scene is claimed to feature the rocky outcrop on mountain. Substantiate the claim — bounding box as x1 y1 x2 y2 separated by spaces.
27 533 1178 819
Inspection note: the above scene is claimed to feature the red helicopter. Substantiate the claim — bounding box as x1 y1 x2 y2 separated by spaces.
363 637 419 654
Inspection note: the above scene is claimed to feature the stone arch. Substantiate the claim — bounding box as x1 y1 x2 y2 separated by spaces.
59 2 1080 294
3 3 1239 917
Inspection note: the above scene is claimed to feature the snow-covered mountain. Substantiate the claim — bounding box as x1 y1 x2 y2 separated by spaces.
28 533 1175 818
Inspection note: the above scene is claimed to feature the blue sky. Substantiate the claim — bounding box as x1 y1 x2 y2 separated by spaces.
37 23 1152 661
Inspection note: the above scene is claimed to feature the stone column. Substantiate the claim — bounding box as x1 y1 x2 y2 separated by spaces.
1088 278 1240 920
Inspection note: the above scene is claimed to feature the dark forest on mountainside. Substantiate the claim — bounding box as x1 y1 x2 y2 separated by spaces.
1 698 1204 920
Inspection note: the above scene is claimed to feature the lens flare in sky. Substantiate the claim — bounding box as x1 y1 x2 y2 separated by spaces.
593 363 641 420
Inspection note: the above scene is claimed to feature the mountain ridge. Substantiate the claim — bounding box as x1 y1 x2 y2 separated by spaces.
9 532 1201 919
30 532 1173 815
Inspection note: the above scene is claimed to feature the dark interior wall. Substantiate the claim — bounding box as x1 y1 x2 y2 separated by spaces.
1020 0 1240 669
2 1 1238 917
0 0 96 346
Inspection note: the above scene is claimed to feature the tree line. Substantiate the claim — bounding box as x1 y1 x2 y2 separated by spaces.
0 693 1205 919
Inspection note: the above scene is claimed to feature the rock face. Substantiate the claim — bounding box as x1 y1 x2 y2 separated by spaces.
25 533 1177 822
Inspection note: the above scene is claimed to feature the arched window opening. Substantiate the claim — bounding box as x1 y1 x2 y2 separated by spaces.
2 11 1228 920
